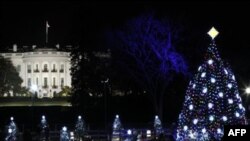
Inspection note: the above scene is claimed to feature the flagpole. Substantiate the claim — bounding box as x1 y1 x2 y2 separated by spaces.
46 21 49 44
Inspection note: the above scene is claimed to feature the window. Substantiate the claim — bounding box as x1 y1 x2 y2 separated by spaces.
53 77 56 85
43 64 48 72
28 78 31 87
34 64 39 72
53 77 57 88
27 65 31 73
52 64 57 72
44 77 48 87
60 64 64 73
36 77 39 85
61 78 64 87
16 65 21 72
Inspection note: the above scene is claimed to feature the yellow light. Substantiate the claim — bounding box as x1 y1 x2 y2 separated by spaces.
207 27 219 40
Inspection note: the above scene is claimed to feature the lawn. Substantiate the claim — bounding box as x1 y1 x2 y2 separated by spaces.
0 97 71 107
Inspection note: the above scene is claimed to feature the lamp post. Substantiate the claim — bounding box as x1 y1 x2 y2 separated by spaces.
101 78 109 140
245 87 250 116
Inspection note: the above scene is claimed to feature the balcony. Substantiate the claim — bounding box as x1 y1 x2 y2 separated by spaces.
51 69 57 73
42 69 49 72
42 85 48 89
34 69 39 73
59 69 64 73
52 85 58 89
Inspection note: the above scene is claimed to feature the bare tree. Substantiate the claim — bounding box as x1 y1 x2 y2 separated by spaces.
109 14 188 119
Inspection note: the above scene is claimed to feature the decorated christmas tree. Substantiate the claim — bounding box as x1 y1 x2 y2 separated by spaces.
112 115 123 140
75 115 86 140
154 115 163 137
5 117 18 141
60 126 70 141
39 115 49 140
176 27 248 140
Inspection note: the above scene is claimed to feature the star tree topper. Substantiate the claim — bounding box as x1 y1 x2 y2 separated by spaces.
207 27 219 40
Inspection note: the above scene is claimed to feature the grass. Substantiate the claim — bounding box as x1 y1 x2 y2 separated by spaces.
0 97 71 107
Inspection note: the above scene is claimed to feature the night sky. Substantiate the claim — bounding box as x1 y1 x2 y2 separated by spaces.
1 1 250 90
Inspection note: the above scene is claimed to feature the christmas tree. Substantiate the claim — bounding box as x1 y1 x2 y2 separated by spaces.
39 115 49 140
176 27 248 140
154 115 163 137
112 115 123 140
5 117 18 141
75 115 86 140
60 126 70 141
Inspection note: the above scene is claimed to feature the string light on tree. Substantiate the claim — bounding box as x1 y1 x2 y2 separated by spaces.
209 115 214 121
208 59 213 65
211 78 216 83
176 27 247 141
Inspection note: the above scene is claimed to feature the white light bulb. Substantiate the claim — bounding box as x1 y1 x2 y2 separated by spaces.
219 92 223 98
211 78 216 83
222 116 227 121
201 72 206 78
198 66 202 71
189 104 194 110
236 94 240 99
235 112 240 117
127 129 132 135
228 99 233 104
192 84 196 89
209 115 214 121
224 69 228 75
217 128 222 134
227 83 232 89
116 115 119 118
184 125 188 131
208 59 213 65
63 126 67 131
202 128 206 133
202 87 207 93
232 75 235 80
193 119 198 124
208 103 213 109
239 104 243 109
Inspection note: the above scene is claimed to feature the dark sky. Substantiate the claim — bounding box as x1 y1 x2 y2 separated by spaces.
1 1 250 87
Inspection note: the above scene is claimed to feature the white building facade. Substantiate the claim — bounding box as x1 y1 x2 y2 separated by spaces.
0 45 71 98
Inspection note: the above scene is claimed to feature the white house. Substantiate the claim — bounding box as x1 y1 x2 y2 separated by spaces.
0 44 71 98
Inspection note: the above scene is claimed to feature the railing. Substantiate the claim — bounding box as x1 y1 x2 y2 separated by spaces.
42 69 49 72
34 69 39 73
60 69 64 73
51 69 57 72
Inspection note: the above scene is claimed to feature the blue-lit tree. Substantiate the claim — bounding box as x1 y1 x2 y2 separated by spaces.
108 14 187 118
75 115 86 140
60 126 70 141
176 27 248 141
5 117 18 141
154 115 163 137
39 115 49 141
112 115 123 139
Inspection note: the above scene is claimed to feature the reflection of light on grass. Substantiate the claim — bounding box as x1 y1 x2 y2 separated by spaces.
0 99 71 107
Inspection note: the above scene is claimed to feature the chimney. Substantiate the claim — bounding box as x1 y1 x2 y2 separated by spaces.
56 44 60 49
13 44 17 52
32 45 37 50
